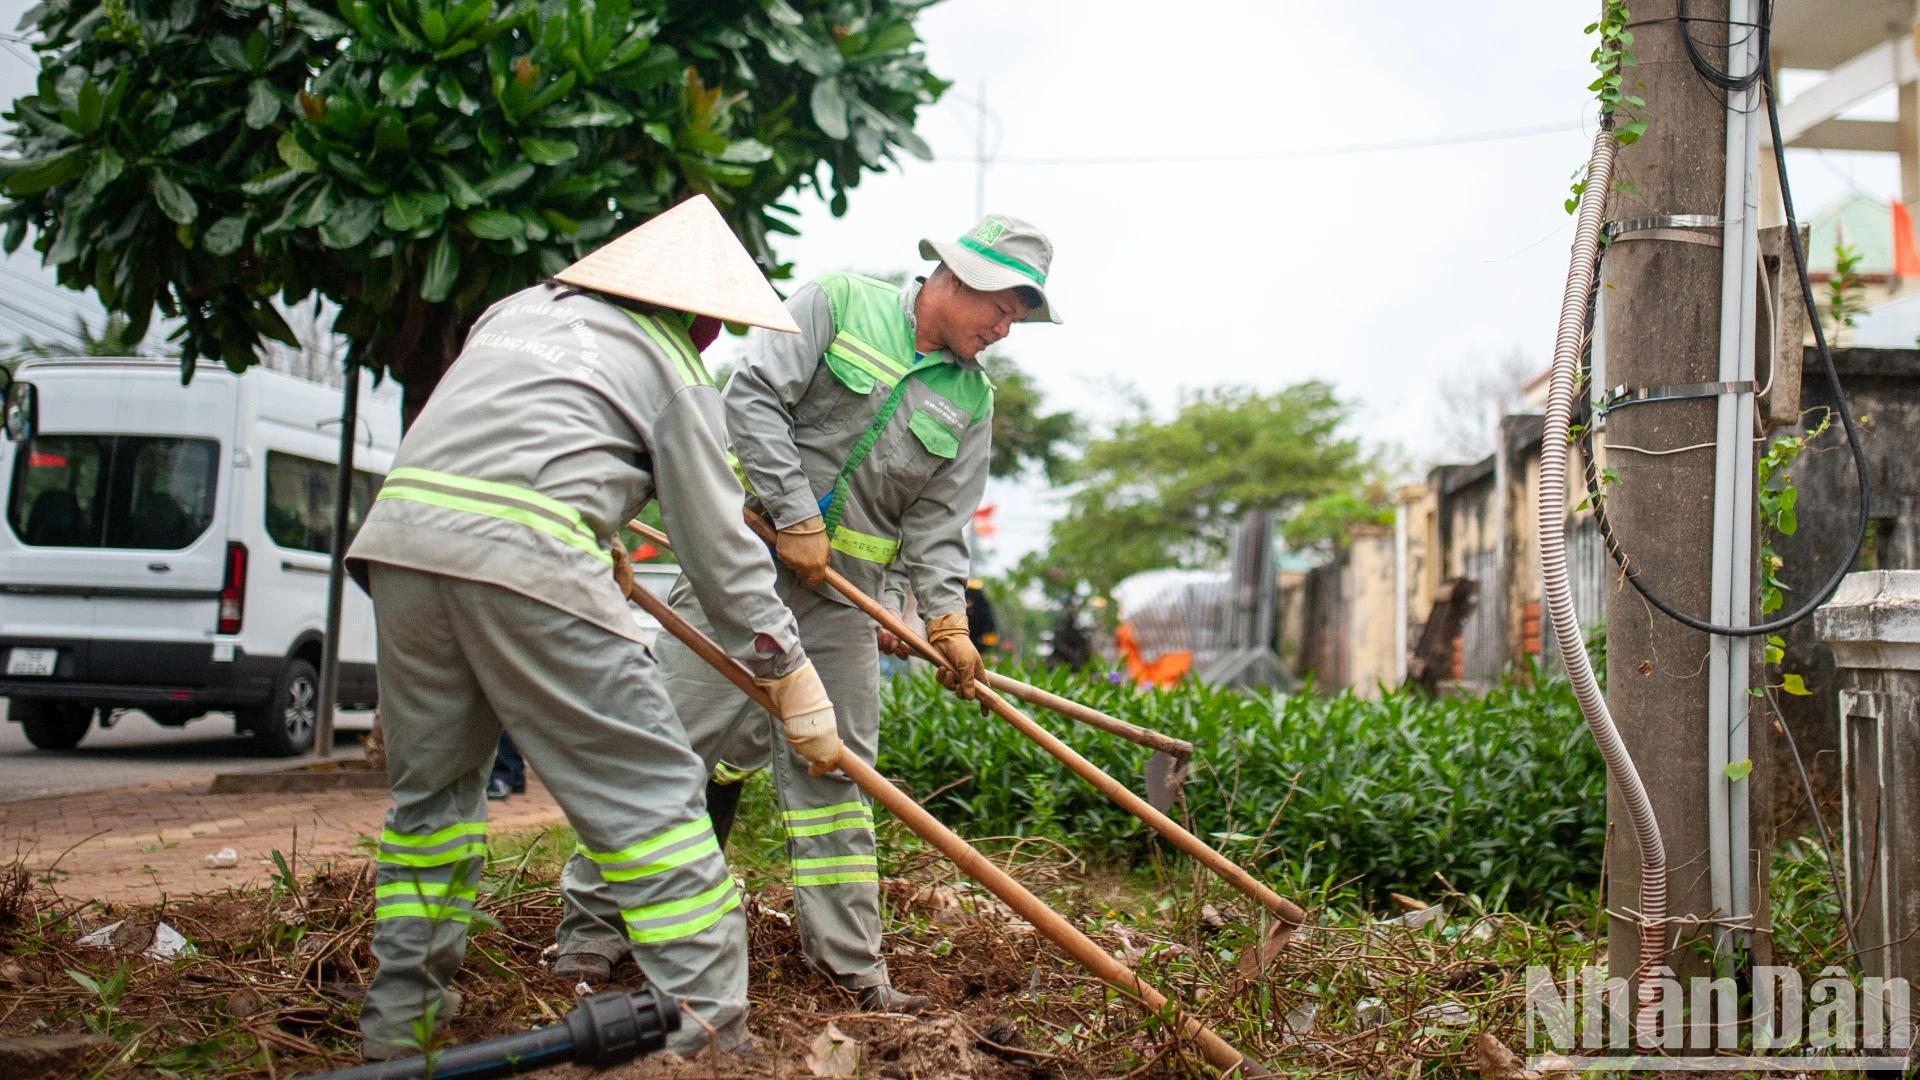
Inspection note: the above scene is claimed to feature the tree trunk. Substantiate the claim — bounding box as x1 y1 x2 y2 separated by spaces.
377 288 470 429
360 291 469 760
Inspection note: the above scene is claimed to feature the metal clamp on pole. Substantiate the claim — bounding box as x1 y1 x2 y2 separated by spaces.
1595 380 1757 417
1605 214 1725 248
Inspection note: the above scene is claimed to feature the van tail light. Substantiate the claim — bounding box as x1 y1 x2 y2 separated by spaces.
219 542 247 635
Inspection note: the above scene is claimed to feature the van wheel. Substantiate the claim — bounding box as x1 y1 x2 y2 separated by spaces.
15 700 95 750
245 659 319 757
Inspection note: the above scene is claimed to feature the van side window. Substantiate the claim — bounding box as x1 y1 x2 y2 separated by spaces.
7 435 219 550
265 451 382 554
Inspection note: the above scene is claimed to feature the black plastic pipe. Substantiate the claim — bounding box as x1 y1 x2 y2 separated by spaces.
294 988 679 1080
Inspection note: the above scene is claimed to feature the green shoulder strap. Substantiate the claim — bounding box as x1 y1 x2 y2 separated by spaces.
821 376 913 541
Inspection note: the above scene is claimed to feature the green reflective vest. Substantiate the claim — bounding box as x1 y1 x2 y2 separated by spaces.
810 273 993 564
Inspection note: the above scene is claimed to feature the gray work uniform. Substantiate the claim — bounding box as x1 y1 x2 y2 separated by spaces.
555 275 992 988
346 282 804 1057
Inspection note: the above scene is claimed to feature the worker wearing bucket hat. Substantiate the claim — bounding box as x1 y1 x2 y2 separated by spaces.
344 195 841 1059
552 213 1060 1010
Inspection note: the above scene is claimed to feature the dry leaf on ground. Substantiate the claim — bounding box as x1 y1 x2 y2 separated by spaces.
805 1022 860 1077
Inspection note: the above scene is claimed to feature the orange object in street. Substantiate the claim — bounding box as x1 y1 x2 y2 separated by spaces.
1117 623 1192 686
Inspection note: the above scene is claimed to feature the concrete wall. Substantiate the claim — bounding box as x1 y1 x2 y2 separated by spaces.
1771 348 1920 837
1345 524 1399 696
1287 406 1604 697
1282 349 1920 863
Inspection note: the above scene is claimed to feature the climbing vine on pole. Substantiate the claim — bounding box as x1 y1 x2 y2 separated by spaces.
1567 2 1645 214
1588 1 1646 140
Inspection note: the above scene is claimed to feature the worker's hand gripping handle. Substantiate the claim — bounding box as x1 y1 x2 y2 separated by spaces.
610 531 1262 1077
923 611 985 705
758 661 843 776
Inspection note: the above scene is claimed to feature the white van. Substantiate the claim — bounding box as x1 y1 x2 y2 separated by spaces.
0 358 399 756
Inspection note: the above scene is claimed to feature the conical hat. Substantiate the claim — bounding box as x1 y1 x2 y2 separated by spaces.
553 195 800 333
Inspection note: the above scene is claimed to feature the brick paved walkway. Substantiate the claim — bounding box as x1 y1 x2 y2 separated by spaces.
0 772 567 905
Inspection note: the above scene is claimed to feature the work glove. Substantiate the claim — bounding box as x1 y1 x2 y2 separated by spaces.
758 660 843 776
876 627 913 660
775 515 831 588
610 536 638 601
924 611 986 705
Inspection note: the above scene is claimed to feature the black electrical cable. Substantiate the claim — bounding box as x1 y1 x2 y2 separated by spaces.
1763 686 1858 960
1572 2 1872 639
1676 0 1766 93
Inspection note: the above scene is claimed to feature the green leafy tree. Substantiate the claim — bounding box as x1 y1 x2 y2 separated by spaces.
1018 382 1369 595
981 351 1077 482
0 0 947 418
1281 479 1396 551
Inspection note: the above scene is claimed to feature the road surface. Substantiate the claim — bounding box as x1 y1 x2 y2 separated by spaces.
0 700 375 803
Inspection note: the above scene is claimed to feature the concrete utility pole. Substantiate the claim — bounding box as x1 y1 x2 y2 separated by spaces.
1599 0 1761 982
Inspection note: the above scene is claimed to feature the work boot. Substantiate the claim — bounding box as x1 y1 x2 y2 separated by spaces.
706 778 744 849
361 989 461 1060
551 952 612 983
857 984 933 1014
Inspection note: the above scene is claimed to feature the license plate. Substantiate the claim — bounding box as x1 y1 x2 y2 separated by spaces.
6 647 57 677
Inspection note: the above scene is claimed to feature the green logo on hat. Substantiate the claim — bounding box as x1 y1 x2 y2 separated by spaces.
971 219 1006 246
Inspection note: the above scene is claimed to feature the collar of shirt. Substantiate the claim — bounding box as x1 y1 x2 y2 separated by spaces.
901 276 983 371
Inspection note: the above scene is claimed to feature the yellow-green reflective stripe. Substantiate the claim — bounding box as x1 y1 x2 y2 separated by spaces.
378 486 614 567
628 311 709 387
602 836 720 882
712 761 758 784
582 819 712 866
626 878 734 922
380 823 488 848
786 818 874 838
834 330 911 378
623 880 740 944
386 467 588 534
781 801 870 822
793 871 880 887
790 855 878 869
377 845 487 868
726 452 756 497
627 890 739 944
829 527 900 564
375 881 479 900
377 904 475 922
826 342 898 389
660 314 713 386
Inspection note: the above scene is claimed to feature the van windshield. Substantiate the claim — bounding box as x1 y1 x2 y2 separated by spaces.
7 435 220 550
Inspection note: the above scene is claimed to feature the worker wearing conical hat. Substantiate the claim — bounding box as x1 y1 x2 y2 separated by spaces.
344 196 841 1059
552 214 1061 1011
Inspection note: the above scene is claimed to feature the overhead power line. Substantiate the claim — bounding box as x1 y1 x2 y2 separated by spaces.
929 118 1584 167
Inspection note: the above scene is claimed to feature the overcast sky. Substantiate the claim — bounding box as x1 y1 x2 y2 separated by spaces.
0 1 1900 571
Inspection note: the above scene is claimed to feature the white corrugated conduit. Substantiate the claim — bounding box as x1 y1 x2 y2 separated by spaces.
1537 119 1670 986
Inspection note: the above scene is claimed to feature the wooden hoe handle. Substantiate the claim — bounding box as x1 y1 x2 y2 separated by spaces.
617 554 1260 1075
717 511 1305 930
983 671 1193 760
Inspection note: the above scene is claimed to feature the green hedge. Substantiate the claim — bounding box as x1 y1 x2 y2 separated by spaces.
877 668 1605 917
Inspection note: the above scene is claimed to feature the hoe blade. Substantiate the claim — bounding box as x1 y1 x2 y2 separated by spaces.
1144 751 1189 812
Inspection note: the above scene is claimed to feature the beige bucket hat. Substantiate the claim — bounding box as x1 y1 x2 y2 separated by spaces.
554 194 800 333
918 213 1062 324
